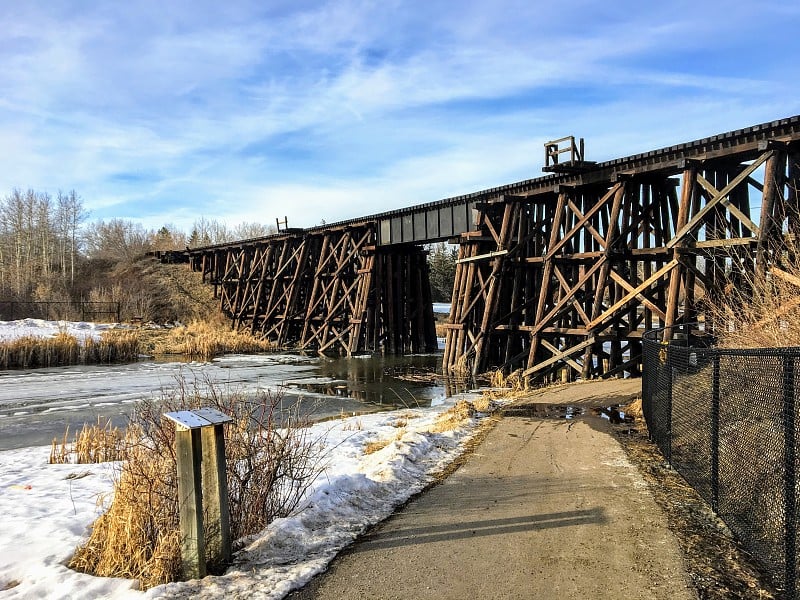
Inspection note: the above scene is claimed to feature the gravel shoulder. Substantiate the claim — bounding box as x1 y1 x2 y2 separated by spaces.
290 378 699 600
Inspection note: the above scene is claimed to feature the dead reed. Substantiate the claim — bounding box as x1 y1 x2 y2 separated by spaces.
707 245 800 349
478 368 531 403
427 400 476 433
84 330 140 364
363 428 407 454
69 376 324 589
49 417 124 465
148 320 274 359
0 330 139 369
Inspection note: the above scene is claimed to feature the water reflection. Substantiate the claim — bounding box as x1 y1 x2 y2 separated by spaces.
284 353 471 408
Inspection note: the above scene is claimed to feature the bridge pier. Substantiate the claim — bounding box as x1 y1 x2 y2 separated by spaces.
189 227 437 356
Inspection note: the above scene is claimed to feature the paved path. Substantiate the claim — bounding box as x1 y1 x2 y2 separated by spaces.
289 379 696 600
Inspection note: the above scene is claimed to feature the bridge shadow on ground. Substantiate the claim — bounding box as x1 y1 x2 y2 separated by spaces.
347 507 607 553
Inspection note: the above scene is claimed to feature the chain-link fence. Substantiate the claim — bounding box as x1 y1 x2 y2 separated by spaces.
643 324 800 598
0 301 121 323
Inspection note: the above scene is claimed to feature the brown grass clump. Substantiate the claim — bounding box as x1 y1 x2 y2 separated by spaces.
69 377 324 589
50 418 124 465
364 439 392 455
0 330 139 369
85 330 140 364
471 396 497 413
364 429 407 455
479 369 531 402
145 320 274 359
427 400 476 433
624 397 644 422
708 252 800 349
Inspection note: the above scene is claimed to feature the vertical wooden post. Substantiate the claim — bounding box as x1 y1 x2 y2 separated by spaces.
194 408 233 571
201 424 230 566
175 426 206 580
665 165 696 330
164 409 233 580
757 148 787 279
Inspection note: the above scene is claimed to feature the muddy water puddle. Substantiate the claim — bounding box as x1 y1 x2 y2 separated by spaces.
503 403 636 424
503 404 585 419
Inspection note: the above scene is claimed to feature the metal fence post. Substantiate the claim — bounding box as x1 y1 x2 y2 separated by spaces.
711 354 720 513
665 336 673 464
784 354 797 598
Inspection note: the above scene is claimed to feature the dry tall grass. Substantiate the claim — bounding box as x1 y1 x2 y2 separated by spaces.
708 247 800 348
0 330 139 369
69 377 324 589
363 428 406 455
427 400 477 433
50 418 125 465
84 330 140 364
145 320 274 359
479 368 532 402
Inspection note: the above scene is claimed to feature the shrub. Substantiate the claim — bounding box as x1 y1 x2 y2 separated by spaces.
145 320 274 359
69 377 324 589
708 256 800 349
0 330 139 369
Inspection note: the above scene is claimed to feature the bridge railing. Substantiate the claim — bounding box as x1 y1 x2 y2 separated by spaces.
643 324 800 598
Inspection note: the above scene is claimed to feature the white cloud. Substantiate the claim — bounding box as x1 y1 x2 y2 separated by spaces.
0 1 797 234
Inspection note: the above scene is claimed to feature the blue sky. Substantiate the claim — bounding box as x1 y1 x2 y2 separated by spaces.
2 1 799 231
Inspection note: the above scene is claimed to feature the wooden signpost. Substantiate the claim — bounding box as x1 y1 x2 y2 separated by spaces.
163 408 233 580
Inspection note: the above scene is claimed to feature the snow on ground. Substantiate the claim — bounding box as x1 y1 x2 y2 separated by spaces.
0 319 129 343
0 395 496 599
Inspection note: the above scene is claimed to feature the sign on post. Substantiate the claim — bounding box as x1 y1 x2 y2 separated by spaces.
163 408 233 580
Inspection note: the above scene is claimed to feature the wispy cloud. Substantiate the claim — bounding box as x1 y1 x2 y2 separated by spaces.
0 1 798 231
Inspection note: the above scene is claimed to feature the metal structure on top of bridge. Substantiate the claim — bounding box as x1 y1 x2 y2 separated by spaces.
187 115 800 382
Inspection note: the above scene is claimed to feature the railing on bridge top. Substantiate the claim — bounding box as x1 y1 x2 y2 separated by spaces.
643 324 799 598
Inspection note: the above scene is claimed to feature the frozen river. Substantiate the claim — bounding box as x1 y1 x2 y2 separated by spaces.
0 352 461 450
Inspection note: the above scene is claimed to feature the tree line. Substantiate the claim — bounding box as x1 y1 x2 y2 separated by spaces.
0 187 457 319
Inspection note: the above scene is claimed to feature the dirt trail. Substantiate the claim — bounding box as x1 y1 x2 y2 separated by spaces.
289 379 697 600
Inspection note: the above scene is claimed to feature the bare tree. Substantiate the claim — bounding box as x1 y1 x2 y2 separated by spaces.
84 219 153 262
56 190 87 285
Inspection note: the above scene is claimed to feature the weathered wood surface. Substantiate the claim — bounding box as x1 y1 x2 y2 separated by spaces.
442 144 799 380
191 226 437 356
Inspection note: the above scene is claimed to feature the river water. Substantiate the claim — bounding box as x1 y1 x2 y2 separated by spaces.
0 351 468 451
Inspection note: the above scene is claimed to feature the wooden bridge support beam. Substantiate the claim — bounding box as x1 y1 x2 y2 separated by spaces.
443 146 793 382
188 226 437 357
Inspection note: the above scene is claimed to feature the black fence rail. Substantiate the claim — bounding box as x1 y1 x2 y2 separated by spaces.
643 324 800 598
0 301 121 323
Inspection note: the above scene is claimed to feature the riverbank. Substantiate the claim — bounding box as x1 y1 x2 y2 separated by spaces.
0 391 496 598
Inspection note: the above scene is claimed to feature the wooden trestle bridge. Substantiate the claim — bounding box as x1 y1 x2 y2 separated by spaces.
187 115 800 383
